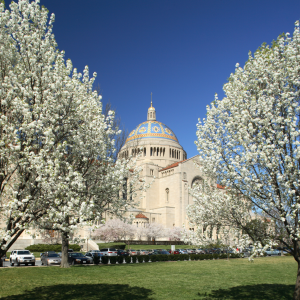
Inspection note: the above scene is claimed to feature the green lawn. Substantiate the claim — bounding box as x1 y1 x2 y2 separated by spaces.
0 256 296 300
97 242 200 250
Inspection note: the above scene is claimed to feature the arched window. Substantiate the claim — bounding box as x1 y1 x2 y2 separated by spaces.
144 147 146 156
150 147 153 156
165 188 169 202
191 176 204 188
163 148 165 157
122 178 128 200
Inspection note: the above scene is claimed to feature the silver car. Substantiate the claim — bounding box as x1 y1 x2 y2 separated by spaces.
41 253 61 266
99 248 118 256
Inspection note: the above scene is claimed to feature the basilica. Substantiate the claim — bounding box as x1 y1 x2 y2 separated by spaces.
118 101 205 230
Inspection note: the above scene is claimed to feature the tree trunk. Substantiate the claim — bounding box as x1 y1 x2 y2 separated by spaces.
294 261 300 299
60 231 70 268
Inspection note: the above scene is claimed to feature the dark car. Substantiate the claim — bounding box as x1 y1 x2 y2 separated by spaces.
68 252 91 265
117 249 129 256
158 250 170 255
85 250 103 258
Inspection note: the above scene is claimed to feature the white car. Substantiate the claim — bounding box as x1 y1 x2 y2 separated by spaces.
10 250 36 266
99 248 118 256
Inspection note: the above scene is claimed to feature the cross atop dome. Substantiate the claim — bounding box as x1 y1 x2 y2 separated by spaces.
147 92 156 121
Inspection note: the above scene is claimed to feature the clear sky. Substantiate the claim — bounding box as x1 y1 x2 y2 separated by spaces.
38 0 300 158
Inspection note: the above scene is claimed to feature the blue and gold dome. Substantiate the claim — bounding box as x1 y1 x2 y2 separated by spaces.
126 120 178 143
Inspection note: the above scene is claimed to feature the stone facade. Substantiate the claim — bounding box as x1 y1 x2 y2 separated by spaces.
119 101 205 230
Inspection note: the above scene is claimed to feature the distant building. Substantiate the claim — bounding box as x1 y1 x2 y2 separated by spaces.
119 100 205 230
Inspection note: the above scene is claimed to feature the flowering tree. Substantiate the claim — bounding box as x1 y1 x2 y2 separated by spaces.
167 227 183 241
187 181 258 248
93 219 135 242
194 21 300 299
0 0 144 267
145 223 165 241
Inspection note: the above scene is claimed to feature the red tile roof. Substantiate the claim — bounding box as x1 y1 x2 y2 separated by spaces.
159 159 187 172
135 213 148 219
217 184 225 189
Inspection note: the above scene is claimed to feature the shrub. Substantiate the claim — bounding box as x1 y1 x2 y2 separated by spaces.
150 255 158 262
137 255 144 263
101 256 108 264
144 255 149 262
131 256 137 263
125 256 131 264
93 254 101 265
117 256 124 264
25 243 80 252
109 256 117 264
178 254 185 261
168 254 176 261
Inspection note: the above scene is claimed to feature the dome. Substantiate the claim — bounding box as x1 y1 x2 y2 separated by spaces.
126 120 179 143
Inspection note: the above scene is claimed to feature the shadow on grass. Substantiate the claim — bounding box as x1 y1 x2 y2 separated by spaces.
196 284 294 300
1 284 154 300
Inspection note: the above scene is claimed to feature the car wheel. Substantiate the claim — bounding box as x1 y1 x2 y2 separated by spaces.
16 259 20 266
10 259 14 267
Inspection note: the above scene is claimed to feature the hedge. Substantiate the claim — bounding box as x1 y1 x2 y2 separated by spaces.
25 243 80 252
95 252 244 265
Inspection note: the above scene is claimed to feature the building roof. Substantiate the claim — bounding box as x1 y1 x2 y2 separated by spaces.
159 159 187 172
217 184 225 189
125 120 178 143
135 213 148 219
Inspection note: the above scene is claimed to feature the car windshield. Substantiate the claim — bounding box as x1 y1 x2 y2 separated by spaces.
48 254 59 257
17 251 31 255
70 253 84 257
109 249 117 251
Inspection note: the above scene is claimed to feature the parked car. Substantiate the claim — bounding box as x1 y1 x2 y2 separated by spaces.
68 252 91 265
99 248 118 256
195 249 205 254
169 250 180 255
85 250 103 259
265 248 281 256
128 249 138 256
149 250 160 255
10 250 35 266
186 249 196 254
158 250 170 255
58 249 74 257
139 250 150 255
117 250 129 256
178 249 188 254
41 253 61 266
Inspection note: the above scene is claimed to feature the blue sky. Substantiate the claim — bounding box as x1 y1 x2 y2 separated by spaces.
39 0 300 158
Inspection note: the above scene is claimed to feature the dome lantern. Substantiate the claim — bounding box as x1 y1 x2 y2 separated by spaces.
147 92 156 121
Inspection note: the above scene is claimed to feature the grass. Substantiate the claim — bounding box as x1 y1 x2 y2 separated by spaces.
97 242 200 250
0 256 296 299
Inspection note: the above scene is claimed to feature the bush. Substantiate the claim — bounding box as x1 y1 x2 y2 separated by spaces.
131 256 137 263
125 256 131 264
168 254 177 261
101 256 108 264
178 254 186 261
137 255 144 263
150 255 158 262
144 255 149 262
109 256 117 264
25 243 80 252
117 256 124 264
93 254 101 265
